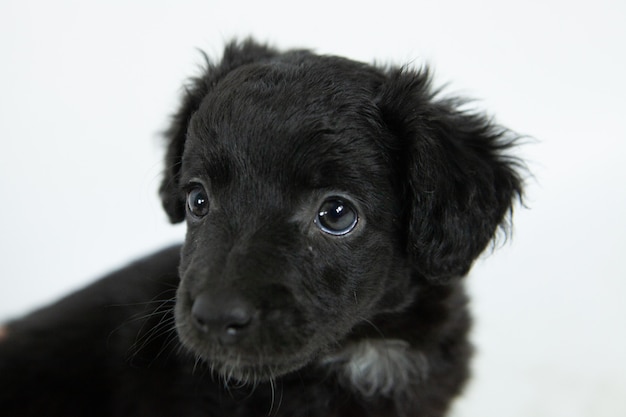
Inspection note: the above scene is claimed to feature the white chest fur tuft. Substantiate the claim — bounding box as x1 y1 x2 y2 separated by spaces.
322 339 429 398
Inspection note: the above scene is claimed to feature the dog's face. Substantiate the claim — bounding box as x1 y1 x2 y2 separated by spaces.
160 41 522 383
173 60 413 380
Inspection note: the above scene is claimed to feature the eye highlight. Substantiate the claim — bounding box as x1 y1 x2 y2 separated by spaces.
186 183 210 219
315 197 358 236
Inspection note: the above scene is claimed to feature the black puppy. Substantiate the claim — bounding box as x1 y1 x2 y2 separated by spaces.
0 40 523 417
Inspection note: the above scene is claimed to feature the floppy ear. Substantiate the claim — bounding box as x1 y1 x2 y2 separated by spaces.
378 68 523 282
160 39 279 223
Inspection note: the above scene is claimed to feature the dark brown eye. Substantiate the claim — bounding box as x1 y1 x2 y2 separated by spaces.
315 198 358 235
186 184 209 219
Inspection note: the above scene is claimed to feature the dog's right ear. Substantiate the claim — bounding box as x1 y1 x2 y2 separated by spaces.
160 39 279 223
377 68 524 282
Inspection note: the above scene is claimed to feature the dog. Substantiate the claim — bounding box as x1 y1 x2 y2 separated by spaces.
0 39 523 417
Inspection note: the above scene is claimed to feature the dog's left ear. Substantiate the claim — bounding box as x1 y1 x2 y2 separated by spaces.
378 68 524 282
160 39 279 223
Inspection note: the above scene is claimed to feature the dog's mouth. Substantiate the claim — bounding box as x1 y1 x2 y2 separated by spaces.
197 348 319 383
177 327 323 383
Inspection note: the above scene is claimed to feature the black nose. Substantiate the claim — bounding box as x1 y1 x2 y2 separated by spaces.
191 290 256 344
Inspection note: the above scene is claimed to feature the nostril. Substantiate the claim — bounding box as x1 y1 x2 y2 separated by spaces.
219 305 254 344
191 291 214 332
224 306 252 333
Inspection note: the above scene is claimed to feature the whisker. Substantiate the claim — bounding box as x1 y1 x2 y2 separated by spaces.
360 317 386 339
268 377 276 416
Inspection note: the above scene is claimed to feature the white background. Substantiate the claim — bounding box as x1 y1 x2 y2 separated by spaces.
1 1 625 415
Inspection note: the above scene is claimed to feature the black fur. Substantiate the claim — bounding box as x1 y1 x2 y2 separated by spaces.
0 39 523 417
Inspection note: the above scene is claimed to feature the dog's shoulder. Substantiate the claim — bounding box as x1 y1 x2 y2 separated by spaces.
0 245 184 416
2 245 181 332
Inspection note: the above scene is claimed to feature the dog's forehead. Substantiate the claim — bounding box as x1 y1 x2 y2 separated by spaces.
185 58 390 190
196 57 383 138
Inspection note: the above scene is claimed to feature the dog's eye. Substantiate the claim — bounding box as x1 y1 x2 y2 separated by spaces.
315 198 358 235
186 184 210 219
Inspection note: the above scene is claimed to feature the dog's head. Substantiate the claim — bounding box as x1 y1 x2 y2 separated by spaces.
160 40 522 382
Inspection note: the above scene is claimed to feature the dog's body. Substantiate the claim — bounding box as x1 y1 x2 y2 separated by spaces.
0 40 523 417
